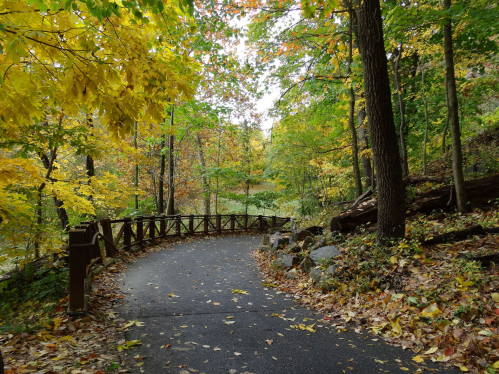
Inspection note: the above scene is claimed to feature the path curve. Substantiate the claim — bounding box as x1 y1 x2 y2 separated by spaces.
117 236 456 374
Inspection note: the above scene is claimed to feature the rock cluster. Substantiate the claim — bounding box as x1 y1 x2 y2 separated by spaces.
259 227 341 288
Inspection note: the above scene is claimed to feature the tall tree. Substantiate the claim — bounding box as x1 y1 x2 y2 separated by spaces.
443 0 467 213
166 107 176 216
355 0 405 241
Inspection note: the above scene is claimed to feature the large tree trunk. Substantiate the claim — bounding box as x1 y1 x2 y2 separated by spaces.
393 46 410 178
166 107 175 215
444 0 468 213
0 347 4 374
347 6 363 198
355 0 405 241
195 134 211 215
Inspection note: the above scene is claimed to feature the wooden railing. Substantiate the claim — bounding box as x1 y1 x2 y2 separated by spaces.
68 214 292 313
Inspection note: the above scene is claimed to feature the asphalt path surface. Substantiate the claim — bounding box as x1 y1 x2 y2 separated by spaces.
117 235 457 374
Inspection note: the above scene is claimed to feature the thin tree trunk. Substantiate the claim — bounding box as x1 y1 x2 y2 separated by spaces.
420 51 430 175
242 121 251 215
444 0 468 213
347 5 363 197
134 122 139 210
195 134 211 215
358 111 372 189
158 134 166 214
215 122 221 215
355 0 405 241
86 115 95 214
393 45 410 178
166 107 175 216
40 153 69 231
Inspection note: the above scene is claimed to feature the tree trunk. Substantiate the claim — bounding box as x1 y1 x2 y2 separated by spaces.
86 115 95 206
166 107 175 215
195 134 211 215
158 133 166 214
242 121 251 215
134 122 139 210
442 74 450 154
393 46 410 178
444 0 468 213
355 0 406 241
347 6 363 198
0 347 4 374
358 114 372 189
40 153 69 231
215 122 222 214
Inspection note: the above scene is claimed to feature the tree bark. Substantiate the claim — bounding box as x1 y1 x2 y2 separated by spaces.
166 107 175 216
195 134 211 215
347 6 363 198
444 0 468 213
355 0 406 241
0 347 4 374
215 122 222 214
393 46 410 178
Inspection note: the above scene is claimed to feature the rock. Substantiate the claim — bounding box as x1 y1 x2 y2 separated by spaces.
309 268 323 283
272 237 289 251
326 264 336 276
272 258 284 268
276 252 284 259
299 257 314 273
262 235 270 245
301 236 315 251
286 272 298 279
292 229 313 242
284 242 301 254
319 237 327 247
282 254 300 268
260 245 271 252
310 246 340 265
304 226 324 235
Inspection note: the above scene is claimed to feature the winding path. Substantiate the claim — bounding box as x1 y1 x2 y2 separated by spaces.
117 236 455 374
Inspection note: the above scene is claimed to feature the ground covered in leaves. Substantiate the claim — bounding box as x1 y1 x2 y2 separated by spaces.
254 207 499 374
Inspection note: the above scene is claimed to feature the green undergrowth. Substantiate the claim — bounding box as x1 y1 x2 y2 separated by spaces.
0 263 69 333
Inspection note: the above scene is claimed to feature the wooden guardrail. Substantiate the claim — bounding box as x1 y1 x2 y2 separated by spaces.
68 214 292 313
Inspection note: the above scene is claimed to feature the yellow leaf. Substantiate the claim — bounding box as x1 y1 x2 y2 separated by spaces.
424 346 438 354
460 366 469 372
389 256 398 264
400 368 409 371
492 361 499 369
491 293 499 303
391 320 402 336
413 355 424 363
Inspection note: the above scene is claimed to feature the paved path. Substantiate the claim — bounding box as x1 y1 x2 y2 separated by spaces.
117 236 456 374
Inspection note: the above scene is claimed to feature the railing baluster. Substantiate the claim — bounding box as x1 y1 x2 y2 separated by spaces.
230 214 235 231
203 215 209 235
124 217 131 251
149 215 156 241
258 215 263 231
160 214 166 237
216 214 222 233
243 214 248 230
176 215 181 236
100 218 115 257
189 214 194 234
136 216 144 246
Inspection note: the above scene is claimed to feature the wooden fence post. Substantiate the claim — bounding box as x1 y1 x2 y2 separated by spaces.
136 216 144 246
189 214 194 234
124 217 131 251
159 214 166 237
258 215 263 231
230 214 235 231
69 229 87 311
272 216 277 230
100 218 115 257
203 215 209 235
149 215 156 241
216 214 222 233
176 215 181 236
243 214 248 231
